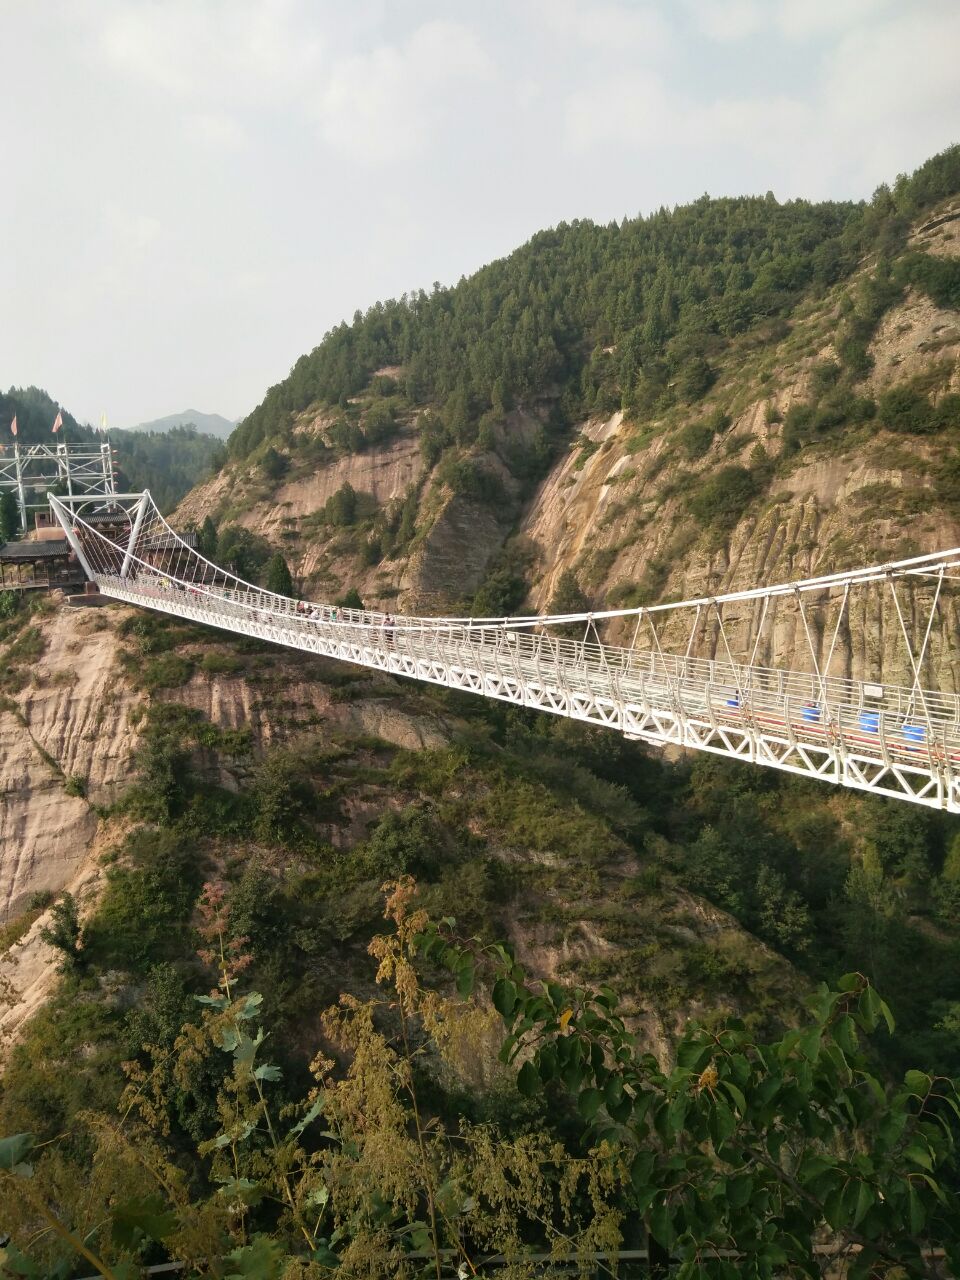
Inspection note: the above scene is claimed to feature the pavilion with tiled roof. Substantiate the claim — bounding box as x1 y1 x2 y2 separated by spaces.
0 538 85 592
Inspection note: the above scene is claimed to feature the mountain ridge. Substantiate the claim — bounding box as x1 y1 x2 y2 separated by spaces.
126 409 236 439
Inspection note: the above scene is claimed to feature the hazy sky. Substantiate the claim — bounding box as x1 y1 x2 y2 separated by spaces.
4 0 958 428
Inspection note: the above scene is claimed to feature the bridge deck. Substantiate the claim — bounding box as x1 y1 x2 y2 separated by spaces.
97 572 960 813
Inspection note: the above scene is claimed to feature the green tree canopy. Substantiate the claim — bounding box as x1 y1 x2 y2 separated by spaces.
264 553 293 597
0 490 20 542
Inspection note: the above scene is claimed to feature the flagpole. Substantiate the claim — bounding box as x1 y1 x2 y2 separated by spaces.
100 411 115 500
13 438 26 532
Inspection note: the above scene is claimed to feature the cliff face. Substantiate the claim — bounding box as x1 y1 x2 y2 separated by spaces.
1 609 133 921
0 599 452 1043
177 422 424 538
177 406 547 614
0 602 456 924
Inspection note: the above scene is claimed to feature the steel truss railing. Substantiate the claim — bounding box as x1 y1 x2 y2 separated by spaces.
49 491 960 812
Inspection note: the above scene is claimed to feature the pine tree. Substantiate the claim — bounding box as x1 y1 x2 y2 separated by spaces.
548 570 589 639
265 553 293 597
39 893 84 972
197 515 218 559
0 490 20 542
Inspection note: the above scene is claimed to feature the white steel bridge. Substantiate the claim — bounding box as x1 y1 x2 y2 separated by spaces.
50 490 960 813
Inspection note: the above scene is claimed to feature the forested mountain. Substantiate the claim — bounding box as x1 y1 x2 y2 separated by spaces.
0 386 225 513
230 147 960 461
179 145 960 636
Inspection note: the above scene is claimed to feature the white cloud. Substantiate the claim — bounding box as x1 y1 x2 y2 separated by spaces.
318 21 494 165
563 74 814 180
96 0 323 104
823 6 960 124
693 94 814 156
777 0 893 40
3 0 957 424
191 112 247 151
805 5 960 190
564 74 671 150
684 0 767 44
685 0 895 44
561 0 958 200
531 0 671 57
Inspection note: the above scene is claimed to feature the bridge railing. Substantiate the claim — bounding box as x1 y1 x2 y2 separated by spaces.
60 496 960 728
97 573 960 783
50 490 960 807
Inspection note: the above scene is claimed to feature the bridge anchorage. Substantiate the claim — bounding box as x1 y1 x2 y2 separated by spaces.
50 489 960 812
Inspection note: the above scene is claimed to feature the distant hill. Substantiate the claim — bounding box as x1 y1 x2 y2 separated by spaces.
130 410 236 439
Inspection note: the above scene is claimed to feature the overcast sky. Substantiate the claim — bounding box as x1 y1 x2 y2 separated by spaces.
3 0 958 428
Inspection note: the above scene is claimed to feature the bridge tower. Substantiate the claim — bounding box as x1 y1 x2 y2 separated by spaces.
0 441 116 530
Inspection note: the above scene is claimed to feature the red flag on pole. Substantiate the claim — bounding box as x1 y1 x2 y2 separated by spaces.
10 415 17 437
52 410 63 433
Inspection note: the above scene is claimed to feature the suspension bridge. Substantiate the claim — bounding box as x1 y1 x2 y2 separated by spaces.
48 489 960 813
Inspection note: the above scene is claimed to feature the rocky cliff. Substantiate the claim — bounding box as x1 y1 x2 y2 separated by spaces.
0 598 451 1042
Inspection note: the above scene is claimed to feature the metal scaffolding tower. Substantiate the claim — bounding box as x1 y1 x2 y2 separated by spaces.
0 442 116 529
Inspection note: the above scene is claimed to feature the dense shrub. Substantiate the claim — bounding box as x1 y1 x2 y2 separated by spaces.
362 399 397 445
0 491 19 541
328 416 364 452
336 587 364 610
83 829 203 969
676 420 715 459
265 553 294 595
250 751 327 846
878 383 960 434
898 251 960 310
439 456 506 506
472 559 530 617
354 805 446 880
216 525 274 581
199 650 242 675
809 359 842 396
677 356 716 402
140 653 194 692
260 445 288 480
782 390 876 452
835 270 905 380
687 465 759 532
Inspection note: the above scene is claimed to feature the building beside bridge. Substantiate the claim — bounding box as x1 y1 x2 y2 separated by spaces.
0 506 199 594
0 534 85 593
